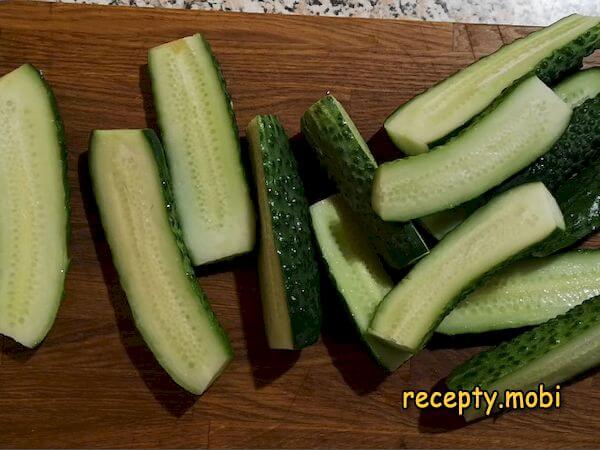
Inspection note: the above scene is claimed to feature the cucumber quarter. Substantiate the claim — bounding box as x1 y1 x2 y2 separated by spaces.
447 295 600 421
0 64 69 348
384 14 600 155
310 195 410 371
247 115 321 350
438 250 600 335
373 77 572 222
149 34 255 266
90 129 233 395
369 183 565 354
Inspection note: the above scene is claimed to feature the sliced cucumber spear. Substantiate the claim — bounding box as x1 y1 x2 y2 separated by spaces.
149 34 255 266
247 115 321 350
310 195 410 371
301 95 428 269
420 70 600 240
438 250 600 335
384 14 600 155
447 295 600 421
373 76 572 222
369 183 565 355
90 129 233 395
0 64 69 348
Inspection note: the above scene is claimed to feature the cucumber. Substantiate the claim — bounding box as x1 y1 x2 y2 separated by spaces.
369 183 565 355
533 158 600 256
554 67 600 107
310 195 410 371
300 95 428 269
149 34 255 266
247 115 321 350
90 129 233 395
420 82 600 240
0 64 69 348
438 250 600 335
384 14 600 155
373 77 571 222
447 295 600 421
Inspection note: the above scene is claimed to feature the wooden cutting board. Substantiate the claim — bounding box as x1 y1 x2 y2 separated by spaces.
0 1 598 447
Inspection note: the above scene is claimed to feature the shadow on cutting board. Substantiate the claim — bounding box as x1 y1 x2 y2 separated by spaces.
78 152 197 418
139 65 158 133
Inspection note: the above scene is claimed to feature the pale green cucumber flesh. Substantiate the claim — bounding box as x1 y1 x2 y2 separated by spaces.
422 88 600 241
554 67 600 107
448 295 600 421
369 183 565 354
310 195 410 371
438 250 600 335
0 64 69 348
384 14 600 155
149 34 255 266
247 115 321 350
90 129 233 395
300 95 428 269
373 77 572 222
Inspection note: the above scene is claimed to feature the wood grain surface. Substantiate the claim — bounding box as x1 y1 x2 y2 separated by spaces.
0 1 599 447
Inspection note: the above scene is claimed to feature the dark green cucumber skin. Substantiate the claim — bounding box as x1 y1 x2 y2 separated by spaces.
533 158 600 256
447 295 600 392
90 129 233 358
301 96 428 269
254 116 321 349
397 22 600 149
450 96 600 219
32 64 71 340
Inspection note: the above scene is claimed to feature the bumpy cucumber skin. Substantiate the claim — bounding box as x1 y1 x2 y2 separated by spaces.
533 158 600 256
301 96 428 269
387 20 600 152
447 295 600 392
90 130 233 393
424 95 600 240
24 64 70 347
254 116 321 349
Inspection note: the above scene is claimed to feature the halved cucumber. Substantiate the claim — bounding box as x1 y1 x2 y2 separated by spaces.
149 34 255 266
420 78 600 240
0 64 69 348
369 183 565 355
301 95 428 269
90 129 233 395
438 250 600 335
310 195 410 371
373 77 572 222
384 14 600 155
554 67 600 107
247 115 321 350
447 295 600 421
